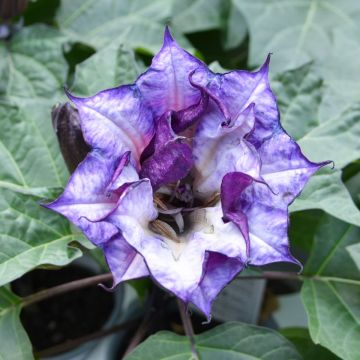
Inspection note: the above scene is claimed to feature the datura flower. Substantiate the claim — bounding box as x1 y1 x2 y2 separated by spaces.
45 27 329 317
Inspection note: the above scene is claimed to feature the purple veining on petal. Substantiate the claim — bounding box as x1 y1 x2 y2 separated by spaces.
140 111 175 162
189 252 244 318
172 88 209 133
140 112 193 190
221 172 253 258
66 85 154 166
140 141 193 190
104 181 247 308
44 151 121 245
192 103 261 197
190 54 278 148
44 150 140 245
106 151 131 193
136 27 206 121
241 131 329 266
44 27 333 318
101 234 149 288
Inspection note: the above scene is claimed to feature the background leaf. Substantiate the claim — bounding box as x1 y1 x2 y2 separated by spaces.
56 0 189 52
301 215 360 360
233 0 360 73
280 327 340 360
0 25 67 101
0 287 33 360
272 63 323 141
0 189 82 287
290 169 360 226
0 25 86 286
126 322 301 360
71 44 145 97
0 99 68 193
172 0 225 34
271 64 360 226
318 28 360 121
273 63 360 169
347 243 360 270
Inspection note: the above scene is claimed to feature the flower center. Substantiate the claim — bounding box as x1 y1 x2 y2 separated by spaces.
149 179 219 243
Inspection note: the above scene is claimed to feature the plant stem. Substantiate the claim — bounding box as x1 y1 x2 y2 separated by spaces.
123 287 158 357
22 273 113 307
177 299 200 360
123 310 152 357
239 271 302 281
20 271 306 309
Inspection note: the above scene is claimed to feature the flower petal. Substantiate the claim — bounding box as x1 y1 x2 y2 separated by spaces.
104 181 203 300
172 89 209 133
102 234 149 287
140 113 193 190
242 132 330 266
136 27 205 119
66 85 154 165
193 103 260 197
189 252 244 318
44 151 138 246
105 180 246 307
221 172 254 258
191 55 278 148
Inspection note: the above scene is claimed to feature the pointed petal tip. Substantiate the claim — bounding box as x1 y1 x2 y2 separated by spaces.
324 160 335 169
163 25 174 46
39 201 51 210
64 87 79 104
40 198 59 211
290 255 303 274
98 281 117 292
260 53 272 74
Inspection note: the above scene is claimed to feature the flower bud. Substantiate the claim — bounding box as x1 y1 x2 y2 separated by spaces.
51 103 90 173
0 0 28 21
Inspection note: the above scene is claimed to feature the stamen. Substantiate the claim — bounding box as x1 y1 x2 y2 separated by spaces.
149 219 180 243
204 192 220 207
174 212 185 233
153 193 168 210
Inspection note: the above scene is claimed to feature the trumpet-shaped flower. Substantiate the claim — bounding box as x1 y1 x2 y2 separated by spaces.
45 27 329 317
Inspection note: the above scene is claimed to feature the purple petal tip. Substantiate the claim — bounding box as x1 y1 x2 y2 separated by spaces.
64 87 80 104
163 25 174 46
260 53 272 74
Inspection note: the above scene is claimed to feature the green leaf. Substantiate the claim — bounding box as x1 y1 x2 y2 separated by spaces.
272 64 360 226
272 63 323 141
71 44 145 97
301 215 360 360
0 287 33 360
0 188 82 287
0 25 69 191
318 28 360 121
290 169 360 226
233 0 360 164
0 99 69 192
273 63 360 169
224 0 247 50
347 243 360 270
56 0 189 52
233 0 360 74
298 103 360 169
126 322 301 360
289 210 324 253
280 328 340 360
172 0 225 34
0 25 88 284
0 25 68 101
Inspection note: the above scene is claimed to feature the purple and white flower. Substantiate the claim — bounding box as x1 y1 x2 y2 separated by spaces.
45 28 329 317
